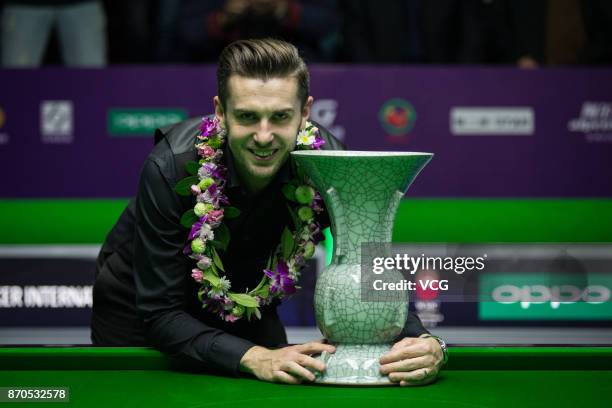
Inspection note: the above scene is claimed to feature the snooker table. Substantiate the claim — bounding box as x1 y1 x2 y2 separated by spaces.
0 346 611 407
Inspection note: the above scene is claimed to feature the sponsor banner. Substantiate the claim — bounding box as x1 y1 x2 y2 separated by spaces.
451 107 534 135
379 98 417 142
479 273 612 320
0 67 611 197
2 244 611 328
0 256 95 327
108 108 187 136
567 101 612 143
361 243 612 326
0 245 319 327
40 100 73 144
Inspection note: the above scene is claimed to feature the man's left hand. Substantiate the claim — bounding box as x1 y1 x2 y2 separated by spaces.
379 334 444 386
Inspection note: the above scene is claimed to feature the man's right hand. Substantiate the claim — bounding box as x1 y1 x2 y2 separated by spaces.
239 342 335 384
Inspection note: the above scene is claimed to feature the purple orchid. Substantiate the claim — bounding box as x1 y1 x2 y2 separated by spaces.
198 117 220 137
198 162 217 178
312 135 326 150
196 183 226 208
264 261 296 295
188 217 207 240
212 164 228 179
311 192 324 214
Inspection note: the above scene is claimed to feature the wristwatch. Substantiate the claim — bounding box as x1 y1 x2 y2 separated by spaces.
422 334 449 365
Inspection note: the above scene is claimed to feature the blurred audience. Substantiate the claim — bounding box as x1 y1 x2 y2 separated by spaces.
170 0 339 63
338 0 612 66
1 0 106 67
0 0 610 66
339 0 424 63
579 0 612 64
104 0 154 63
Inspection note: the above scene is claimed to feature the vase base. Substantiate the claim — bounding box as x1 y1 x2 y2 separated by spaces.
313 343 394 386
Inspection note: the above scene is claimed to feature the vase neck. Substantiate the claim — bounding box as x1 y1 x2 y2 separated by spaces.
325 187 404 265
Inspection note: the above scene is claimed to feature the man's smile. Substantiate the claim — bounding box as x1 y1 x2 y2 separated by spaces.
249 148 279 161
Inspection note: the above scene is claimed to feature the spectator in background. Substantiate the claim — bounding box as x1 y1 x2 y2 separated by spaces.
338 0 535 65
471 0 612 67
454 0 611 67
339 0 425 63
457 0 544 67
580 0 612 64
544 0 585 66
104 0 154 63
154 0 182 63
339 0 610 67
171 0 339 63
1 0 106 67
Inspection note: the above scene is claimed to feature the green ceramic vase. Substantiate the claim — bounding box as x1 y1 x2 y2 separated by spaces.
291 151 433 385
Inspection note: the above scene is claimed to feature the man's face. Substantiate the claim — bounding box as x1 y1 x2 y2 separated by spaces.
214 75 312 193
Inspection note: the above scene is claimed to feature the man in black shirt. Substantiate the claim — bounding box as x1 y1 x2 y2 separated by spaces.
92 38 444 386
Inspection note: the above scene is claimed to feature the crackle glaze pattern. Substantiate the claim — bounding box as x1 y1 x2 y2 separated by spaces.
291 151 433 385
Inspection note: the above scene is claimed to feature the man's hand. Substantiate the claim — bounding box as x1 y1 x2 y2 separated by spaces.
379 335 443 386
240 342 336 384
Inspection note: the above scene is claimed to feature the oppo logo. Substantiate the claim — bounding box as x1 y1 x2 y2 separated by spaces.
491 284 610 309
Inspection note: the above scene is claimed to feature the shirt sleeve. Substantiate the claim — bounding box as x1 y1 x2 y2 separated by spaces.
395 312 430 340
133 157 255 376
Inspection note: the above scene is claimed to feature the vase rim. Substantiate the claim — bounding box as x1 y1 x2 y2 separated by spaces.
290 150 433 157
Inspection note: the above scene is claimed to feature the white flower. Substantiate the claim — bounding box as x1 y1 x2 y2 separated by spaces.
197 256 212 270
287 259 299 274
297 133 314 146
219 276 231 292
199 223 215 241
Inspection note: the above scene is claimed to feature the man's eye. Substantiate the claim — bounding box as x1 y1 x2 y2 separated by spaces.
238 113 256 121
272 113 290 121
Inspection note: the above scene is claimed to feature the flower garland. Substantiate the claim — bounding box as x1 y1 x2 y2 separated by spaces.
175 117 325 322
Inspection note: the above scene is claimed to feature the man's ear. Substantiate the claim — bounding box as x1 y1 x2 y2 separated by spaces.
300 96 314 129
213 96 224 124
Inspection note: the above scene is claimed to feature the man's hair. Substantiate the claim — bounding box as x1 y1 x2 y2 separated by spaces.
217 38 310 110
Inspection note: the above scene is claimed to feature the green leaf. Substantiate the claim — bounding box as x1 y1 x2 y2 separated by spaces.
209 240 223 249
185 161 199 176
204 273 220 287
254 308 262 320
224 206 241 219
281 227 295 260
251 276 267 294
245 307 254 320
253 285 269 299
211 247 225 272
215 223 230 250
175 175 199 196
180 210 199 228
228 293 259 308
